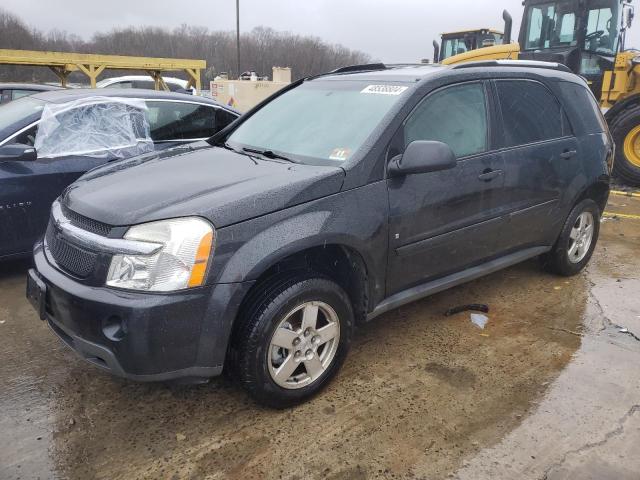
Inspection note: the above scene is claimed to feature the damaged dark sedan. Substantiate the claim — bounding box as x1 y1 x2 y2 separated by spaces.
0 89 239 260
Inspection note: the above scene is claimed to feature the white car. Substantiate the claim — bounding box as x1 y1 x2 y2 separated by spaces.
96 76 195 94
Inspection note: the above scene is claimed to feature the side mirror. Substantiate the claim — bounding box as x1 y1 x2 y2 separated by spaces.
0 143 37 162
388 141 457 177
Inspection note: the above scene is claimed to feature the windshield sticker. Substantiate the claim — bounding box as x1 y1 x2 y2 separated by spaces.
361 85 408 96
329 148 352 161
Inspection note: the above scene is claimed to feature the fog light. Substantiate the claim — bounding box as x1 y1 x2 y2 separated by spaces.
102 315 126 341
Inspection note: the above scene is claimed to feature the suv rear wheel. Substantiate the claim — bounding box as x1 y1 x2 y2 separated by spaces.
233 275 354 408
540 199 601 276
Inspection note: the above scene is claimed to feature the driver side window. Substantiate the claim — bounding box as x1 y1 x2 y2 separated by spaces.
403 82 488 159
10 125 38 147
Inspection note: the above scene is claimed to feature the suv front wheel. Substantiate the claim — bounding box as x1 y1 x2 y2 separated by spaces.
233 275 354 408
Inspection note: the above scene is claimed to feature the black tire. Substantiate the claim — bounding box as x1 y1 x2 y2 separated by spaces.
540 199 601 276
609 105 640 187
232 274 354 409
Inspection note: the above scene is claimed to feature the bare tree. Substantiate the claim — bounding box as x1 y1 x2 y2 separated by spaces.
0 8 372 84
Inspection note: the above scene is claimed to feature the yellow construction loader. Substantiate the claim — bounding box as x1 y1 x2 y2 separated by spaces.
433 11 513 63
443 0 640 187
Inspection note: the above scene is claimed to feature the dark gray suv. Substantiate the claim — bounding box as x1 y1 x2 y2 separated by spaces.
27 61 613 408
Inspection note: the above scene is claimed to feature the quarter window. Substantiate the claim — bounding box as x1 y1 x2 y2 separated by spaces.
133 80 156 90
145 102 219 141
404 82 488 158
496 80 565 147
108 81 133 89
10 125 38 147
216 109 238 130
11 89 37 101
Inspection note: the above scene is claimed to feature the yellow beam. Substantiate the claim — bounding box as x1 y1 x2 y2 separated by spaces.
0 48 205 70
185 68 201 90
76 64 106 88
147 71 170 92
0 48 205 92
48 66 71 87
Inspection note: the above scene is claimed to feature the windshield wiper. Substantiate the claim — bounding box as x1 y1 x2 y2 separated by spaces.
218 142 259 164
242 147 296 163
221 142 240 153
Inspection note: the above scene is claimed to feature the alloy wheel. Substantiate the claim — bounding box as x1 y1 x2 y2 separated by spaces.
567 211 595 264
268 301 340 389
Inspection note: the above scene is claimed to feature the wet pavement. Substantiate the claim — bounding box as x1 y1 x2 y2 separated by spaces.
1 195 640 480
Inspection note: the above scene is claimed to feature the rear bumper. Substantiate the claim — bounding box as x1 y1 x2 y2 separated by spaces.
32 241 253 382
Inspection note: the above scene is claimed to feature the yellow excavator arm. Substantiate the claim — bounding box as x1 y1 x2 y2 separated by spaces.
441 43 521 65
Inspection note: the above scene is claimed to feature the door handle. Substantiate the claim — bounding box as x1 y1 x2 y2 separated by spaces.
478 169 503 182
560 150 577 159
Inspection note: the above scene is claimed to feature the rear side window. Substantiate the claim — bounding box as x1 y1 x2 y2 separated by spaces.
133 80 156 90
404 82 488 158
146 101 218 141
496 80 566 147
558 81 606 133
11 89 37 100
109 81 133 89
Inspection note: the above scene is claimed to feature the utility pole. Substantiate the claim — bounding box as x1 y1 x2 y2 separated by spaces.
236 0 241 79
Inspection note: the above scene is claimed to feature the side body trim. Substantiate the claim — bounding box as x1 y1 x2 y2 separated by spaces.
368 246 550 321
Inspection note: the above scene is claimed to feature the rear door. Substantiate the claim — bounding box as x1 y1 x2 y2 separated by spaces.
386 81 507 296
493 79 578 249
145 101 238 149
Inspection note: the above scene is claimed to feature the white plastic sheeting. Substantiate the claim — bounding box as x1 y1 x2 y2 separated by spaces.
34 97 154 159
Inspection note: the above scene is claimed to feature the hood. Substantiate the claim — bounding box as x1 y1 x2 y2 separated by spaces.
63 145 345 228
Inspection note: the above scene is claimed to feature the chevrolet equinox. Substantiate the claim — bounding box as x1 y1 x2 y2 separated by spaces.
28 61 613 408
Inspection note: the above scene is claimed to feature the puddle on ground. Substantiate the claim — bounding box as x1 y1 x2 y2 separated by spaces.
1 254 588 480
9 192 640 479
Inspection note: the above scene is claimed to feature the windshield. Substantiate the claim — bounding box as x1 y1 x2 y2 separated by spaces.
442 37 476 59
225 80 408 166
524 0 620 54
442 32 503 60
0 96 46 134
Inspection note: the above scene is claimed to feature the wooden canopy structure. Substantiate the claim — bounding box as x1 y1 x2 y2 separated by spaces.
0 49 206 91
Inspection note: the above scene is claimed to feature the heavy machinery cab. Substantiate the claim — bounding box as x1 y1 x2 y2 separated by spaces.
438 29 505 62
439 0 640 186
518 0 629 96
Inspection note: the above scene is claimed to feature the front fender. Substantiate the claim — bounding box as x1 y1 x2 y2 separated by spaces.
209 182 390 304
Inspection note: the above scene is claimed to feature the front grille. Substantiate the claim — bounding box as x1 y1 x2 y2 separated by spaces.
45 221 99 278
61 204 112 237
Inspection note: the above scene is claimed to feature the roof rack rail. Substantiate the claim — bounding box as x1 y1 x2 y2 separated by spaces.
385 63 437 68
452 60 572 74
330 63 388 74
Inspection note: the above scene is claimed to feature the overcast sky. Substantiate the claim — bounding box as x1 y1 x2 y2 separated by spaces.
3 0 640 63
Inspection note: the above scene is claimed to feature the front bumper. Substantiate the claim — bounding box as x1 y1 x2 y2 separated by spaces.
31 241 253 382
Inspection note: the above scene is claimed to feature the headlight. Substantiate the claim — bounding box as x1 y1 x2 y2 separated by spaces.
106 217 214 292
